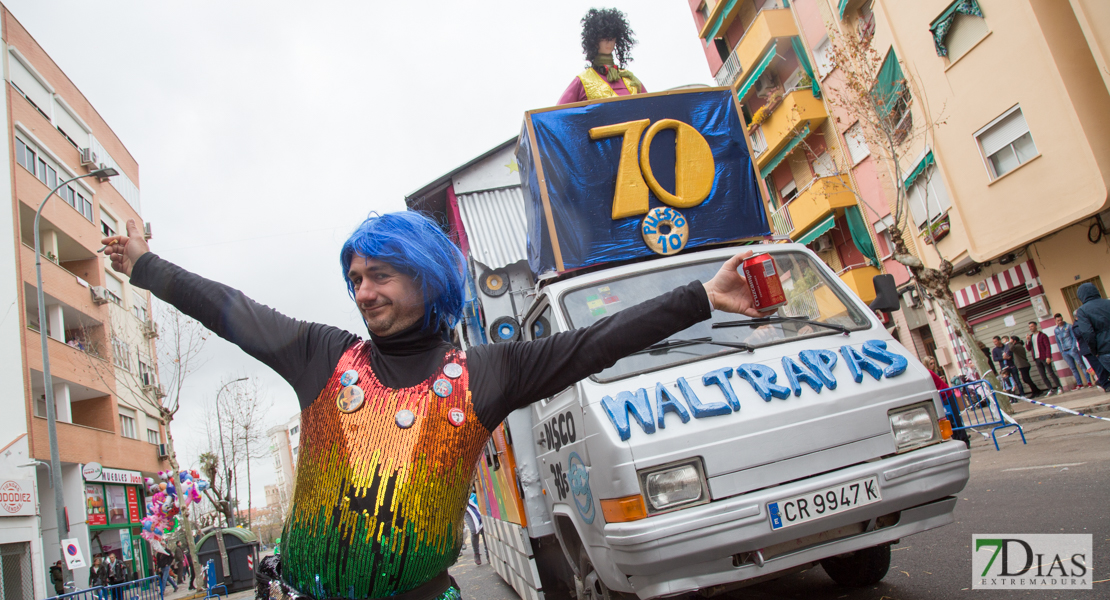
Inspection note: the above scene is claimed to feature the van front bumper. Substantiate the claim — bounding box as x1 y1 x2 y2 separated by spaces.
601 440 970 599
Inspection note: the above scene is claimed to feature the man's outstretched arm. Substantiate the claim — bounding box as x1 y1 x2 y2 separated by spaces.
103 220 357 405
469 250 763 429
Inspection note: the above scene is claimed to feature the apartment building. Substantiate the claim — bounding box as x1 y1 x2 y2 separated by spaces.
687 0 1110 384
0 5 166 595
267 413 300 519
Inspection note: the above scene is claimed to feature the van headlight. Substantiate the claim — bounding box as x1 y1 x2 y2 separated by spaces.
888 402 940 452
638 459 709 514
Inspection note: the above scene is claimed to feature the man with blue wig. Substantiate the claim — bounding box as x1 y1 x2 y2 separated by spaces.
103 212 763 600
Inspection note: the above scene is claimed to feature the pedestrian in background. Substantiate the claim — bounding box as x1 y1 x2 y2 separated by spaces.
1076 316 1108 389
1008 334 1041 397
157 551 178 595
463 490 485 566
923 357 970 448
1054 313 1092 389
1075 282 1110 392
1026 321 1063 395
50 561 64 595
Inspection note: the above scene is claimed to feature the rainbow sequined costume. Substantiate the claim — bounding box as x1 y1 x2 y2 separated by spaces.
273 344 487 599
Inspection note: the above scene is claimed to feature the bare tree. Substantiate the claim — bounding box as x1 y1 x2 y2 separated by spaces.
226 379 273 529
814 28 1008 410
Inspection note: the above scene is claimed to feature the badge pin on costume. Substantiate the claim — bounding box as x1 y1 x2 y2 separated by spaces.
339 369 359 387
336 385 365 413
447 407 465 427
395 409 415 429
443 362 463 379
433 378 453 398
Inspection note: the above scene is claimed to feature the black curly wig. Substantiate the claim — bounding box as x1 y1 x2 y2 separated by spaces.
581 8 636 68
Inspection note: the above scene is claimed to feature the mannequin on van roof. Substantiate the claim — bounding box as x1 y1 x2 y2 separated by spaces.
558 8 647 104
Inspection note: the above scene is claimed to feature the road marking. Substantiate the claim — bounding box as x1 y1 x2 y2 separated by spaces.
1002 462 1085 472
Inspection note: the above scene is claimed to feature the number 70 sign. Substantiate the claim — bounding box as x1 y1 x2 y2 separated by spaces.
589 118 717 220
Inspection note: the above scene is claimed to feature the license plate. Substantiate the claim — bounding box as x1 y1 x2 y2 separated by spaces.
768 476 881 530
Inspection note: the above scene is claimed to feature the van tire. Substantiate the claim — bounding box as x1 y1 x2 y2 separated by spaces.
820 543 891 587
578 548 632 600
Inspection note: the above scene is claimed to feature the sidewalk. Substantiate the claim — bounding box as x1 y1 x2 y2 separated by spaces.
1005 384 1110 423
164 584 253 600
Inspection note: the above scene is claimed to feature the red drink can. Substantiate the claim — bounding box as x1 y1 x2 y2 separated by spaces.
741 254 787 313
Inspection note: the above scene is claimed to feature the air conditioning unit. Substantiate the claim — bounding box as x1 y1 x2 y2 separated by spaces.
90 286 109 305
158 443 169 458
156 385 167 399
141 383 158 395
142 320 158 339
813 234 834 253
79 147 98 167
901 287 921 308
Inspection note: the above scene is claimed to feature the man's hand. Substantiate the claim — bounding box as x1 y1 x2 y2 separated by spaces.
101 219 149 277
703 250 766 318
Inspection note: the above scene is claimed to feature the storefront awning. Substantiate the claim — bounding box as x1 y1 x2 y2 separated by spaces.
796 213 836 245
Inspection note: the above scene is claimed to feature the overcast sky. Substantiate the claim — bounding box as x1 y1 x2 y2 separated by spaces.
7 0 713 508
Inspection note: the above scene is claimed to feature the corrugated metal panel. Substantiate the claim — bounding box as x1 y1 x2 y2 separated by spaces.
457 186 527 270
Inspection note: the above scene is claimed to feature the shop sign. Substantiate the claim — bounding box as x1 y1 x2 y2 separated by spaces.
0 479 35 516
85 485 107 526
126 487 141 523
82 463 142 485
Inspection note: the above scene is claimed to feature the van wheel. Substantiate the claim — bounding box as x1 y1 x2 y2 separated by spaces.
578 548 630 600
820 544 891 587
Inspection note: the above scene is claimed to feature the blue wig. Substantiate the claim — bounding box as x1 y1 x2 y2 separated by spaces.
340 211 467 330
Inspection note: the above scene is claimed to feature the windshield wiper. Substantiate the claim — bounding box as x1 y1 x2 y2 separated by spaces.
712 315 852 335
631 337 755 356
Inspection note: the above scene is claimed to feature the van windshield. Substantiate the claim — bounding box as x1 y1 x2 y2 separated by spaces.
560 251 872 382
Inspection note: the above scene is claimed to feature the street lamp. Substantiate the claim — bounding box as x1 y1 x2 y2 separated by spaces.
215 377 247 525
34 166 118 580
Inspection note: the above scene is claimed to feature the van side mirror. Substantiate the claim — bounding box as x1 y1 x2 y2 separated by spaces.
868 274 900 313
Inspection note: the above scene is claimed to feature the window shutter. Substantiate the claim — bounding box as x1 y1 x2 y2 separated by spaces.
845 124 869 164
979 109 1029 157
103 272 124 297
944 13 988 61
53 101 89 148
8 56 52 117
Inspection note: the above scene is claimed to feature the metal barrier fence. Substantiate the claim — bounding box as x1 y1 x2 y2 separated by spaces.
938 379 1026 451
46 575 162 600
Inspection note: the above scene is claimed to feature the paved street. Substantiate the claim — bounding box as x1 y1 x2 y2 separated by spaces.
452 406 1109 600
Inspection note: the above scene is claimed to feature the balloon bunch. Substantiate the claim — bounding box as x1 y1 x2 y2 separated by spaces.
140 469 210 554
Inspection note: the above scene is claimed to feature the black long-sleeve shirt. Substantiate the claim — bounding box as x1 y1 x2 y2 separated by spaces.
131 253 712 430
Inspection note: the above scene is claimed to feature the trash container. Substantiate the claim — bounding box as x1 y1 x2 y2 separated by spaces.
196 528 260 592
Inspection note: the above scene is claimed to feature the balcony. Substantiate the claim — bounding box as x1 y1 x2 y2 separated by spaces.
838 265 881 304
754 90 828 171
733 9 798 84
785 176 858 238
20 243 102 317
32 417 166 473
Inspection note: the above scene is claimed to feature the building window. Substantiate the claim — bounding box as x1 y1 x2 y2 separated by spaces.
132 293 148 321
36 158 57 189
119 407 137 439
16 136 93 222
15 138 36 174
289 425 299 436
812 152 836 177
103 273 124 307
845 123 870 165
697 2 711 27
147 428 161 445
101 213 118 239
138 358 155 386
975 106 1037 179
111 335 131 371
779 180 799 203
906 163 951 227
750 126 768 157
857 1 876 44
929 0 985 59
873 215 896 258
813 37 833 77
